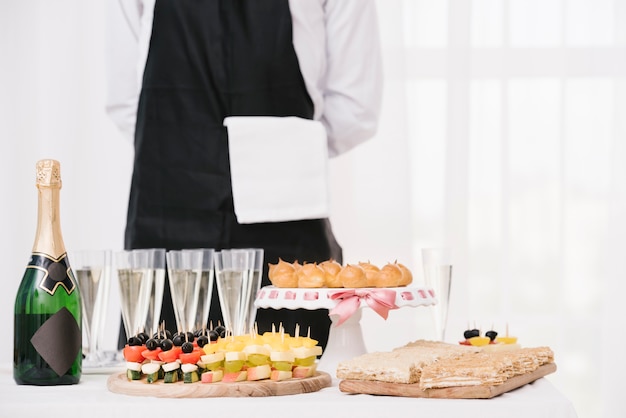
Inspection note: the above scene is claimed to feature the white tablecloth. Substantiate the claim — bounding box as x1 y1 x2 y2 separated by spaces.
0 366 578 418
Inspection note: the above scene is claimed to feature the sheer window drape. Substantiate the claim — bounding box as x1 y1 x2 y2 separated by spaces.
334 1 624 416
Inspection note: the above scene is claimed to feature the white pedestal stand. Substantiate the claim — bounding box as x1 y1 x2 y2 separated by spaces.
318 310 367 382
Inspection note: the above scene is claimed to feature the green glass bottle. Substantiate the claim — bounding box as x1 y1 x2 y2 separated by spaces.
14 159 82 385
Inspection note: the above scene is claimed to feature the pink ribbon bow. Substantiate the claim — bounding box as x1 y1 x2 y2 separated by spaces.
328 289 399 327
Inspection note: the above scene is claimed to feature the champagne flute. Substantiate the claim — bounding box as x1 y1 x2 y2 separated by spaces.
213 249 253 336
141 248 166 336
189 248 215 332
243 248 263 334
115 250 154 340
70 249 111 368
422 248 453 342
166 249 203 333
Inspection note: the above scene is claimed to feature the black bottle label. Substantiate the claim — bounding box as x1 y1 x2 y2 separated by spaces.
28 253 76 296
30 307 82 376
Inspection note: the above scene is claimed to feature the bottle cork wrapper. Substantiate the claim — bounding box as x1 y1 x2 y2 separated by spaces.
36 159 62 188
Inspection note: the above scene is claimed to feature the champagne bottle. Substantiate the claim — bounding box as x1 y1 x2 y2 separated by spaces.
14 159 82 385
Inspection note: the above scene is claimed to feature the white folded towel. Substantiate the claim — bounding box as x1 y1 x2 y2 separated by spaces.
224 116 330 224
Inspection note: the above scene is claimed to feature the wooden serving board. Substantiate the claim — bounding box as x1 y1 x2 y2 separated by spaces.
339 363 556 399
107 371 331 398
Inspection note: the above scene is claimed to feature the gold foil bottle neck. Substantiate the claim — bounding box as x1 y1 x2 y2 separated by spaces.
32 159 66 259
36 159 62 188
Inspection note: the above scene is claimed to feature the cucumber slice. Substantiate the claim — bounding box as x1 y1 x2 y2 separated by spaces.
183 371 199 383
126 369 142 381
163 370 178 383
145 371 159 383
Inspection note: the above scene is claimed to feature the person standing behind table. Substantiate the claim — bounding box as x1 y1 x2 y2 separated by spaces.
105 0 383 350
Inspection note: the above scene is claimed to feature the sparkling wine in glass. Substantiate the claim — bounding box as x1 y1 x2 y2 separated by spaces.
166 250 203 333
189 248 215 332
71 249 111 368
140 248 165 336
214 249 254 336
242 248 263 334
115 250 154 340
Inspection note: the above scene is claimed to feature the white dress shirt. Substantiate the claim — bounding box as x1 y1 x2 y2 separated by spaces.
105 0 383 158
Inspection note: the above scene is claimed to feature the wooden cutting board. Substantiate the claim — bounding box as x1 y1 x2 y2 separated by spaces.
107 371 331 398
339 363 556 399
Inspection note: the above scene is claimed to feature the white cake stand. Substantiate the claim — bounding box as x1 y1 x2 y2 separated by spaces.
254 286 437 380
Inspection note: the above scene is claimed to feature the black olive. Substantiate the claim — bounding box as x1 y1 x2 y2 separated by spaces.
463 329 480 339
136 332 149 344
214 325 226 338
153 330 166 340
485 330 498 341
194 329 208 337
172 333 185 347
208 330 219 342
127 336 143 346
145 338 159 351
196 335 209 348
181 341 194 354
160 338 174 351
154 330 172 340
186 331 195 343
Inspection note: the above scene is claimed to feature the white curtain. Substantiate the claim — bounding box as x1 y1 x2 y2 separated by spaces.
1 1 624 417
332 1 625 417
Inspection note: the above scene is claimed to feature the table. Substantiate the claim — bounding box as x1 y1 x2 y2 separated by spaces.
0 365 578 418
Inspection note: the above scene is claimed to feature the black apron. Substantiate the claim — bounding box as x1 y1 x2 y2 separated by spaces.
122 0 341 349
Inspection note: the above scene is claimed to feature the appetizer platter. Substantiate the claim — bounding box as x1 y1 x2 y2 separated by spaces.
107 371 331 398
107 325 331 398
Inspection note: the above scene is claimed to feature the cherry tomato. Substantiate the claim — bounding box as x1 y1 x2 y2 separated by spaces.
179 350 202 364
141 347 163 361
123 345 146 362
158 347 182 363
